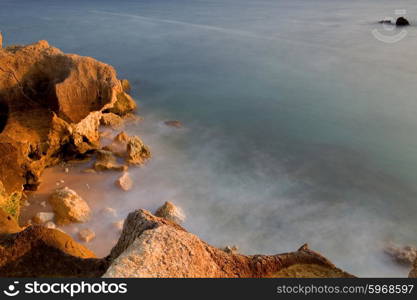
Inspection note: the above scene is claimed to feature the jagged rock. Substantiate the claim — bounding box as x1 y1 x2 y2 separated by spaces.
155 201 185 224
164 120 183 128
100 112 124 128
93 150 127 172
115 172 133 191
0 226 107 277
126 136 151 165
104 209 353 278
107 92 137 116
120 79 131 93
396 17 410 26
49 187 91 225
78 228 96 243
384 243 417 266
32 211 54 224
0 32 2 49
0 39 146 217
103 131 150 167
0 208 21 234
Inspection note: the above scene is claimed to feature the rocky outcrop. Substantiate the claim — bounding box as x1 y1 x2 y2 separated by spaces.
0 207 353 278
104 209 353 278
0 39 147 217
49 187 91 225
0 225 106 277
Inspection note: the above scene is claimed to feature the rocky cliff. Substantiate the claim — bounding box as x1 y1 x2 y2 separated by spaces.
0 39 138 218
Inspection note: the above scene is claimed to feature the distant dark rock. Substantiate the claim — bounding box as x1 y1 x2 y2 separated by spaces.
396 17 410 26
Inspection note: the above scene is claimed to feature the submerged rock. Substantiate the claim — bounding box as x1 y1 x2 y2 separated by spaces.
154 201 186 224
49 187 91 225
164 120 183 128
115 172 133 191
104 209 353 278
0 38 147 217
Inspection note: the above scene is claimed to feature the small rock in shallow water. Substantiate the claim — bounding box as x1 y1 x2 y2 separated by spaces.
78 228 96 243
154 201 186 224
49 187 91 225
101 207 117 218
115 172 133 191
164 120 183 128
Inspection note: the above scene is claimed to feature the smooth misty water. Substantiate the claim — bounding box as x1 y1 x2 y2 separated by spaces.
2 0 417 276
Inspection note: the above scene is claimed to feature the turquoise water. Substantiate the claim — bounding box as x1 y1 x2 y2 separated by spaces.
2 0 417 276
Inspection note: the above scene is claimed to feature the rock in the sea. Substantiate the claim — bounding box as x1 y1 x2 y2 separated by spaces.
155 201 186 224
396 17 410 26
93 150 127 172
78 228 96 243
164 120 183 128
104 209 353 278
0 38 147 217
384 243 417 266
32 211 55 224
126 136 151 165
0 226 107 277
49 187 91 225
115 172 133 191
